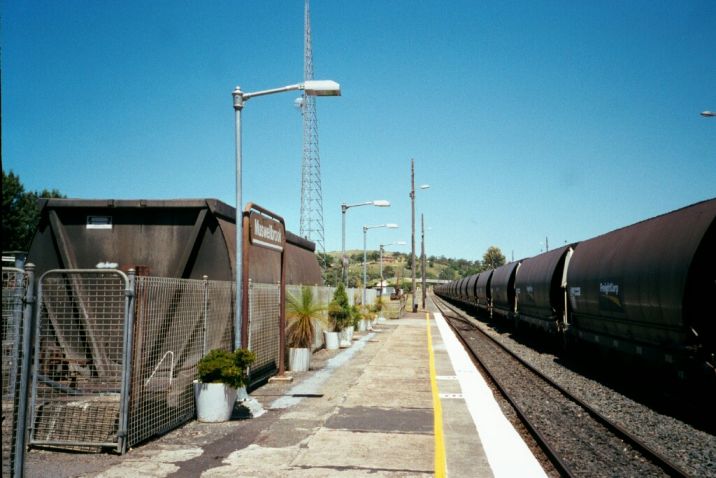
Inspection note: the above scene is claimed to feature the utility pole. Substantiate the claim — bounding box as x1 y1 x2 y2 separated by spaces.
421 213 426 310
410 159 417 313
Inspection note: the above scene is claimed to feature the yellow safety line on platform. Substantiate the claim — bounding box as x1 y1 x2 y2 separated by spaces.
427 312 447 477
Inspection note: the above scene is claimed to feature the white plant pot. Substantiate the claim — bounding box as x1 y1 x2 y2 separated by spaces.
339 327 353 348
357 319 367 332
324 331 340 350
289 347 311 372
194 381 237 422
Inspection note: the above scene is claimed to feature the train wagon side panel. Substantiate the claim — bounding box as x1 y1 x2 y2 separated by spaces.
566 198 716 357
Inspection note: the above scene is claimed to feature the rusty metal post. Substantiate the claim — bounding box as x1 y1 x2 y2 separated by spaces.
241 209 250 350
278 247 287 375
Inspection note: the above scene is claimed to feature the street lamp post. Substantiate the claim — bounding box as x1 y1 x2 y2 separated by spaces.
363 223 399 306
232 80 340 350
341 200 390 284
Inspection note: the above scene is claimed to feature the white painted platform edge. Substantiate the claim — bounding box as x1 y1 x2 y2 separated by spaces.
433 313 548 478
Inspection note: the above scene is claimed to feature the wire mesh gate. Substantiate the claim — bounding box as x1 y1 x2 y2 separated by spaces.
28 270 133 453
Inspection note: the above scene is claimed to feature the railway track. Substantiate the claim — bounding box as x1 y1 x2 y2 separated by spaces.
431 295 692 478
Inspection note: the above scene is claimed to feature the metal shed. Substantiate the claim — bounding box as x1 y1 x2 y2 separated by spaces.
27 198 321 285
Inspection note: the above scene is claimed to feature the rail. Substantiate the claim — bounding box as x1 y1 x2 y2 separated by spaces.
432 295 691 478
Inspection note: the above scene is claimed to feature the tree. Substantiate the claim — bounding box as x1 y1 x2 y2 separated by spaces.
2 169 64 251
482 246 506 270
382 265 395 278
439 267 457 281
322 267 341 287
317 252 334 267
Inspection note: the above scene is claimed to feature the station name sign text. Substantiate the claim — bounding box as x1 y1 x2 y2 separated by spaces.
249 212 285 252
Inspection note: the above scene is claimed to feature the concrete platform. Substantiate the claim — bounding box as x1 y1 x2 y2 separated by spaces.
24 300 547 477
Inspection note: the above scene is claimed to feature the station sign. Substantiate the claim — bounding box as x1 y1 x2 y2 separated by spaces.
249 212 285 252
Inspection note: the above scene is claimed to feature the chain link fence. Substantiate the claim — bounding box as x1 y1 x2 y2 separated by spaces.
127 276 233 447
4 267 405 473
247 281 281 387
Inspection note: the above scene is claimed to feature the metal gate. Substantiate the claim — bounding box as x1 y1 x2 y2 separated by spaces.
28 270 134 453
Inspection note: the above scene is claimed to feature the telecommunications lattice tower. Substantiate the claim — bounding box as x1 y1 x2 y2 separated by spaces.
298 0 326 262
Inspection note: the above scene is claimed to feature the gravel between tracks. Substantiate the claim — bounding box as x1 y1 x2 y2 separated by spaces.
438 300 716 477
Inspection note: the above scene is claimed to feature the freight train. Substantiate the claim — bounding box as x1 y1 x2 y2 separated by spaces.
435 198 716 378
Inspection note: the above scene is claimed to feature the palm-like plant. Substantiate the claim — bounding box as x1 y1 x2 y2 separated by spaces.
286 287 327 349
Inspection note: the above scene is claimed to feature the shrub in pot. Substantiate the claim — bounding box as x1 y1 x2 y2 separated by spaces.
286 286 326 371
327 283 351 349
194 348 255 422
374 295 386 322
364 304 377 330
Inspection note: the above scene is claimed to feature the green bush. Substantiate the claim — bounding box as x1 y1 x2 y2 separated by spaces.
374 295 384 312
328 283 352 331
197 348 256 389
350 304 363 328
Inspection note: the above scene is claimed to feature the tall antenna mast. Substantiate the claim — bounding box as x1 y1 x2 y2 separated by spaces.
299 0 325 261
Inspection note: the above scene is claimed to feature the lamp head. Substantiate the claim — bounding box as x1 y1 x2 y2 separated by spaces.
419 184 431 190
303 80 341 96
386 223 399 229
372 200 390 207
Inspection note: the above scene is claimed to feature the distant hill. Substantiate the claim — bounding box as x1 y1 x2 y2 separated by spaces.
319 249 484 287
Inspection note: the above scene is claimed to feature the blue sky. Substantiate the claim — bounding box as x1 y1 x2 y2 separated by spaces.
3 1 715 261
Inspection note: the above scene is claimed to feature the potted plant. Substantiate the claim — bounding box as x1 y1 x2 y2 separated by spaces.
364 304 377 331
194 348 255 422
374 295 386 322
340 304 361 345
327 283 351 350
356 303 368 332
286 286 326 371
